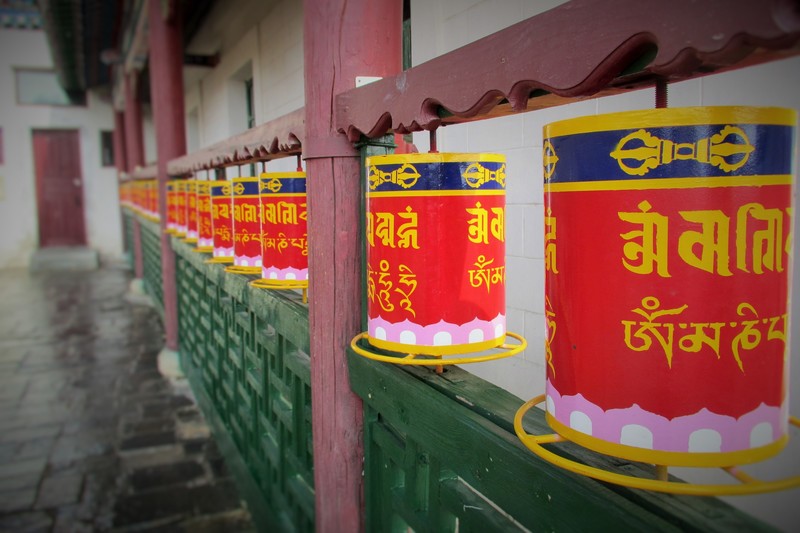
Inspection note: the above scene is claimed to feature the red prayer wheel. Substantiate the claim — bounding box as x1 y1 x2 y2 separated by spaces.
209 181 234 262
185 180 198 243
365 153 507 355
195 181 213 253
147 179 158 221
258 172 308 283
175 180 188 237
228 177 262 273
166 181 178 234
543 106 795 467
120 181 131 210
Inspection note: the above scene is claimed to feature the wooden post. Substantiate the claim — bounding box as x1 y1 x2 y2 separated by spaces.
113 110 128 175
147 0 186 351
303 1 402 531
123 72 145 279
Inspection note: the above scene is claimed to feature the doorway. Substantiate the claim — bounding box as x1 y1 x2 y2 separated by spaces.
32 129 87 247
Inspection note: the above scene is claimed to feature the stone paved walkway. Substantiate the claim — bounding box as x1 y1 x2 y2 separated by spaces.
0 266 254 532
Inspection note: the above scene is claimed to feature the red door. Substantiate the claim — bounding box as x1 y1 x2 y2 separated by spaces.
32 129 87 247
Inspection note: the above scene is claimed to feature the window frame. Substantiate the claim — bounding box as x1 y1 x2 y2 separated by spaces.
14 67 87 107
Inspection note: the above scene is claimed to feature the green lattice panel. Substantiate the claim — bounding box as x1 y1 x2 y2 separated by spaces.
348 351 775 533
172 237 314 532
122 210 135 270
138 217 164 312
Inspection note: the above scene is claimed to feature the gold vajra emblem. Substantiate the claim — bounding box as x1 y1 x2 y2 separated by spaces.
611 125 755 176
221 184 231 196
261 176 283 193
542 141 558 180
233 183 246 195
368 163 421 190
462 163 506 188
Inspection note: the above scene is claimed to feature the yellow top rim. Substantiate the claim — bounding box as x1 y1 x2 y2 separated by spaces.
544 106 797 138
367 152 506 165
259 172 306 179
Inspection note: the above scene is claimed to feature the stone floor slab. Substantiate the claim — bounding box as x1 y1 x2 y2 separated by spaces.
0 268 253 531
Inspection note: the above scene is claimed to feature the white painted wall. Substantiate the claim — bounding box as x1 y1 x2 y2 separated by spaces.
0 28 122 268
182 0 303 175
172 1 800 525
409 1 800 529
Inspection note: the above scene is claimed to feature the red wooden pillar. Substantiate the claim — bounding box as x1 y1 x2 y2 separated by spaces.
303 1 402 531
147 0 186 351
123 71 146 279
113 110 128 175
114 110 130 254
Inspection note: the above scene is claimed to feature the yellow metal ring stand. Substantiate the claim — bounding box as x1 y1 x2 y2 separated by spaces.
205 256 232 264
250 279 308 304
514 395 800 496
350 331 526 366
224 265 261 275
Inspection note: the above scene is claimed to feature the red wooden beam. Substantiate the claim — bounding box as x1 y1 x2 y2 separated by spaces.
336 0 800 140
304 0 403 531
147 0 187 351
166 108 304 175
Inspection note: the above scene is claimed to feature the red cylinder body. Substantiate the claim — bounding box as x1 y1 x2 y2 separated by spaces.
166 181 177 233
365 153 507 355
210 181 234 260
543 107 795 466
175 180 187 237
185 180 198 243
231 177 262 271
196 181 213 252
259 172 308 282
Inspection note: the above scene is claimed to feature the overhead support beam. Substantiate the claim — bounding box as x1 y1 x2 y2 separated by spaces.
123 0 149 73
167 108 305 175
38 0 84 94
184 53 220 68
335 0 800 140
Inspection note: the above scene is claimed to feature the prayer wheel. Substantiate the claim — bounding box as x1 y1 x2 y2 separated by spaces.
195 181 213 253
258 171 308 283
175 180 188 237
152 180 160 221
166 181 178 234
184 180 198 243
208 181 234 263
542 106 795 467
227 177 262 273
364 153 508 355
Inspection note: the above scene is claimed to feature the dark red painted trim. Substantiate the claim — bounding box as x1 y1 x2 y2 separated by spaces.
336 0 800 140
167 108 304 175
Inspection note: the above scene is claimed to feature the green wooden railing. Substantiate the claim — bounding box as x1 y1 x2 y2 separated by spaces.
347 352 772 532
139 217 164 312
122 210 135 271
123 210 773 532
172 234 314 532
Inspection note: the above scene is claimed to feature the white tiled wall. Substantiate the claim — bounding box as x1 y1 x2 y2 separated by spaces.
0 28 120 267
182 0 304 176
409 2 800 528
185 1 800 526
